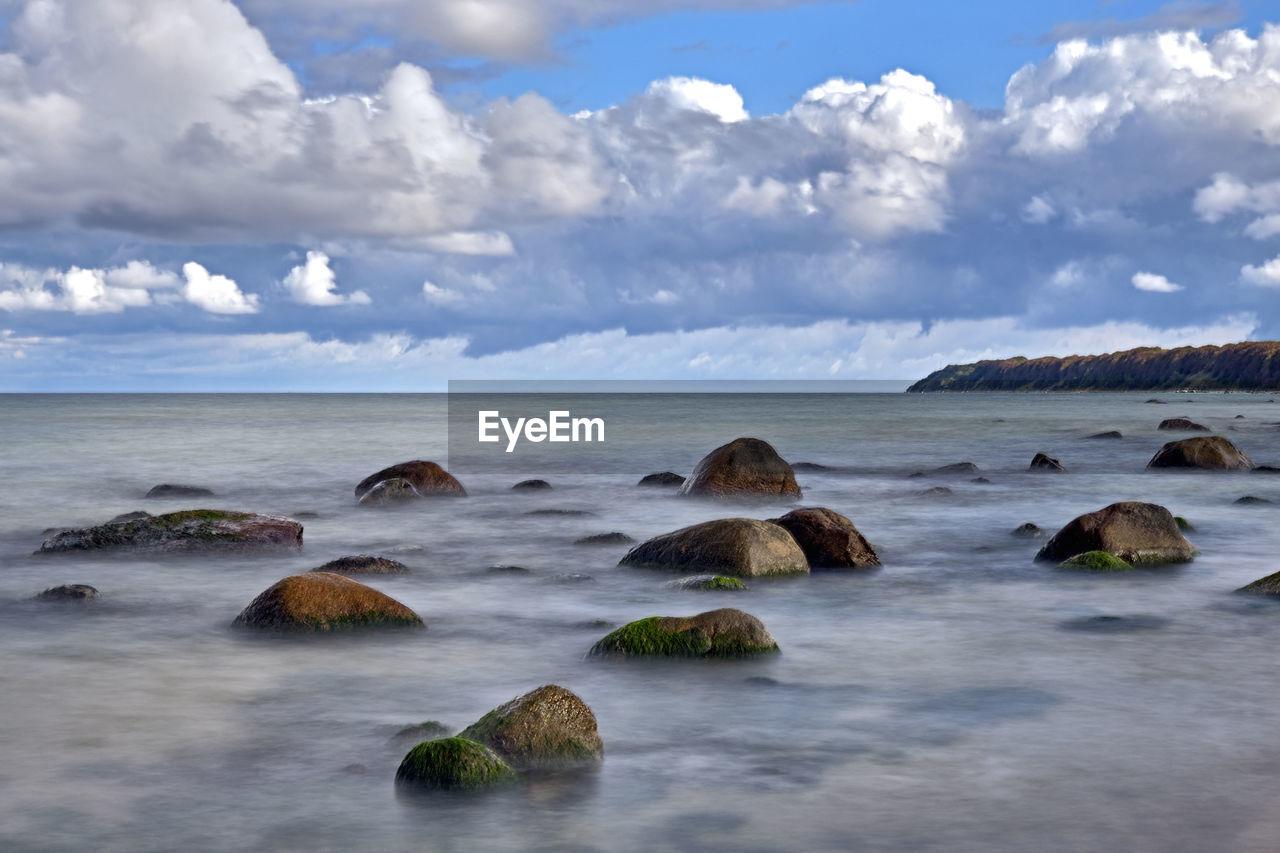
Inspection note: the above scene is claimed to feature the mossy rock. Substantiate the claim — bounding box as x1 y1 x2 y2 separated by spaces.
1173 516 1194 532
1035 501 1195 565
395 738 515 791
669 575 748 591
232 572 423 632
38 509 303 554
1056 550 1133 572
458 684 603 771
1238 570 1280 596
589 608 778 659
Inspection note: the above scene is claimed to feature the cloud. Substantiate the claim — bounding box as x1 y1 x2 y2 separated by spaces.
646 77 749 123
0 261 174 314
182 262 260 314
282 251 371 306
1132 271 1184 292
1241 255 1280 287
1038 1 1241 45
423 280 463 304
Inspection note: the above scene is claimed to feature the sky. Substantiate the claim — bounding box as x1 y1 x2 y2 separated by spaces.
0 0 1278 390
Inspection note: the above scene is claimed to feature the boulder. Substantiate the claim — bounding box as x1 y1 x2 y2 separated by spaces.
354 461 466 501
311 555 410 575
109 511 151 523
932 462 980 475
512 479 552 491
1088 431 1123 439
793 462 835 472
357 478 422 506
390 721 452 745
1158 418 1209 431
145 484 215 499
395 738 515 791
1056 551 1133 571
667 575 747 591
1011 522 1044 538
232 572 423 632
589 608 778 658
1029 452 1066 472
1234 496 1272 505
458 684 603 770
1147 436 1254 470
1035 502 1195 565
619 518 808 577
767 507 880 569
678 437 802 499
1238 571 1280 596
38 509 302 554
637 472 685 487
574 532 635 545
919 486 952 496
35 584 99 601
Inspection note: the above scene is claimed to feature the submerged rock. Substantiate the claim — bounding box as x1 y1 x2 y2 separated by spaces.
1011 522 1045 538
311 555 410 575
1237 570 1280 596
1148 436 1254 470
620 518 808 578
918 486 952 497
574 532 635 546
354 460 466 502
793 462 835 472
768 507 880 569
1088 431 1123 439
109 511 151 523
356 478 422 506
458 684 603 770
1029 452 1066 472
1158 417 1209 431
1035 502 1195 565
1056 550 1133 571
38 509 302 554
145 484 215 499
931 462 980 475
395 738 515 791
678 437 802 499
35 584 99 601
1234 495 1273 505
524 508 594 517
512 479 552 491
589 608 778 658
637 472 685 487
390 721 453 744
1059 614 1171 632
232 572 423 632
668 575 748 591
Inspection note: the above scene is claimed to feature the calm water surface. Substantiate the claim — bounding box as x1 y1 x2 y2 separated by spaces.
3 392 1280 852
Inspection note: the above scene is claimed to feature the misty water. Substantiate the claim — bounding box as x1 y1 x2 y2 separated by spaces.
4 392 1280 852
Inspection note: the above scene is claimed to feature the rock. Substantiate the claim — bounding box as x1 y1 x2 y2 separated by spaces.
1029 452 1066 472
524 508 594 517
1237 570 1280 596
678 437 802 499
390 721 452 744
1255 466 1280 473
1088 430 1123 439
311 555 410 575
793 462 835 472
232 572 423 632
1234 495 1273 505
589 608 778 658
667 575 748 591
1011 522 1044 538
919 486 952 496
1145 398 1167 404
35 584 99 601
638 472 685 487
458 684 603 770
574 532 636 546
1236 414 1246 419
145 483 215 498
357 477 423 506
932 462 980 475
512 479 552 491
1056 551 1133 571
1173 515 1194 531
354 460 466 501
1147 436 1254 470
109 511 151 523
767 507 880 569
395 738 516 791
1059 614 1170 632
1158 417 1210 431
486 565 532 575
620 518 808 578
38 509 303 554
1035 502 1195 565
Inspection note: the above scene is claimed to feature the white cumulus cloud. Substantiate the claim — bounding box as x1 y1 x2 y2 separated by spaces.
1241 255 1280 287
282 251 370 306
182 262 260 314
1132 271 1184 292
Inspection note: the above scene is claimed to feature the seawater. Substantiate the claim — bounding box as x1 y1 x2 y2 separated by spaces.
3 392 1280 852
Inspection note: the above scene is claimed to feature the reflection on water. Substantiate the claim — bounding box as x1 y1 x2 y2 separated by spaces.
2 392 1280 851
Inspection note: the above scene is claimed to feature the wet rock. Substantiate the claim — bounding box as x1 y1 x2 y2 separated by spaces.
395 738 515 791
971 477 992 484
1173 516 1194 531
574 532 635 546
38 509 303 554
35 584 99 601
620 518 808 578
1058 614 1171 632
145 484 215 499
354 460 466 502
1088 431 1123 439
232 572 423 632
768 507 880 569
290 511 320 520
1029 452 1065 472
1148 435 1254 470
486 565 532 575
357 477 423 506
678 437 802 499
589 608 778 658
638 472 685 487
524 508 594 517
667 575 748 591
1145 398 1166 404
1011 522 1044 538
109 511 151 523
919 486 953 497
1056 550 1133 571
390 721 452 744
512 479 552 491
793 462 835 472
311 555 410 575
1236 414 1247 419
1255 466 1280 473
1234 495 1273 505
1035 502 1195 565
458 684 603 770
1238 570 1280 596
1158 417 1210 431
933 462 980 475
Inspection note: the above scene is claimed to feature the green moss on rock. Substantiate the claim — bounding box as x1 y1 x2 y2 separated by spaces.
394 737 515 791
1057 550 1133 572
589 608 778 659
1173 516 1194 531
457 684 604 770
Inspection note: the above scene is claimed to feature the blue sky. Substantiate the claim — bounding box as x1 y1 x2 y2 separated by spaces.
0 0 1277 390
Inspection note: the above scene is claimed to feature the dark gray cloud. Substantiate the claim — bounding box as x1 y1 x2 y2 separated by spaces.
1038 0 1241 45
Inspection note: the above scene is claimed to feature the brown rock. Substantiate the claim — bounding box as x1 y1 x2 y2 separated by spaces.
620 517 808 577
1158 417 1209 431
678 437 802 499
1035 502 1196 565
354 460 466 501
311 555 410 575
768 507 880 569
1147 436 1254 470
458 684 603 770
232 572 423 631
588 608 778 658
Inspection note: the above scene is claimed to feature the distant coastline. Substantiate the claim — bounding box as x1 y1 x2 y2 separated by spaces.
907 341 1280 392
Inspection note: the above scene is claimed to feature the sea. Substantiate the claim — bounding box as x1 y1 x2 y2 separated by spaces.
3 391 1280 852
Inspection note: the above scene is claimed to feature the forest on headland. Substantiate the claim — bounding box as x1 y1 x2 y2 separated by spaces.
907 342 1280 392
